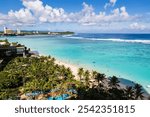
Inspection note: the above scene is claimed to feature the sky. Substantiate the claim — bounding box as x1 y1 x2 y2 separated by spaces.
0 0 150 33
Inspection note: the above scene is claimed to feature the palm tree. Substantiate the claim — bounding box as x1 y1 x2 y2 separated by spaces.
51 57 56 64
124 86 134 100
95 73 106 85
84 70 90 86
134 83 144 100
78 68 84 81
48 55 51 59
63 69 74 81
108 76 120 88
92 71 97 79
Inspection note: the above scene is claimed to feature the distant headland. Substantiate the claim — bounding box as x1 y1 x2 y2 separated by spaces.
0 27 74 36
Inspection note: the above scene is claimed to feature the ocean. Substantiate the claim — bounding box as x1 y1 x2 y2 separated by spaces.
1 33 150 93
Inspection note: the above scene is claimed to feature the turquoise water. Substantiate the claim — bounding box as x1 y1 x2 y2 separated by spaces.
1 34 150 93
48 94 70 100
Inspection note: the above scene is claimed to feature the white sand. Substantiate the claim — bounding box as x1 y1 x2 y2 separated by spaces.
55 60 80 80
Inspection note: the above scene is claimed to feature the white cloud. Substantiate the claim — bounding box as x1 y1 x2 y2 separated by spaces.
23 0 68 23
0 0 70 27
20 0 130 25
70 2 95 25
130 23 146 30
72 3 130 26
120 6 129 18
0 4 35 27
23 0 45 16
8 8 35 24
0 0 147 32
113 8 120 15
104 0 117 9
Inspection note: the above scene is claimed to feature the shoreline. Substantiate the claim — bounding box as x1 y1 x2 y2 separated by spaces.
53 57 150 96
39 54 150 95
55 59 79 80
54 56 148 89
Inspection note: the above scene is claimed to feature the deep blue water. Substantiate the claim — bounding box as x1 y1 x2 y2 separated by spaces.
74 33 150 40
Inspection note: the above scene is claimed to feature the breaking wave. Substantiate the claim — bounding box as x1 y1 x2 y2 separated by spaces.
64 36 150 44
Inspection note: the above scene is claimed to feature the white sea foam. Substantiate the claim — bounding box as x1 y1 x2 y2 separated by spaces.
64 36 85 39
95 38 150 44
62 34 74 37
65 36 150 44
147 85 150 88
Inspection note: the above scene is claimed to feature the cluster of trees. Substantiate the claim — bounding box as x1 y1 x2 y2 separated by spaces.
77 68 147 100
0 56 79 99
56 31 74 35
0 56 149 100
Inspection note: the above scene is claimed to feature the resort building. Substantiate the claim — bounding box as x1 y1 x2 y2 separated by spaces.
17 28 21 34
0 40 27 57
3 27 21 35
3 27 7 34
48 32 59 35
16 47 25 55
36 31 39 34
3 27 14 34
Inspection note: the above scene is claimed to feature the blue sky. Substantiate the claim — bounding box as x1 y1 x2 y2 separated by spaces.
0 0 150 14
0 0 150 33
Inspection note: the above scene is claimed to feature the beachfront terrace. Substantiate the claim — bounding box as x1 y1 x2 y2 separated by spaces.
0 40 28 58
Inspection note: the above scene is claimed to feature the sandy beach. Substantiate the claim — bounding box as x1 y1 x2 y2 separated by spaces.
55 60 80 80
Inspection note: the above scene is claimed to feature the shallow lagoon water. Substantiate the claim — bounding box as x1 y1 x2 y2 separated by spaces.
1 34 150 93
